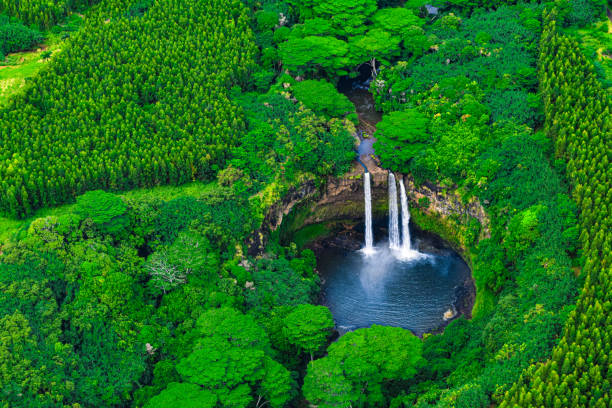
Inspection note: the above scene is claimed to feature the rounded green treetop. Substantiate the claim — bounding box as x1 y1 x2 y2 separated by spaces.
283 304 334 360
74 190 129 235
304 325 424 407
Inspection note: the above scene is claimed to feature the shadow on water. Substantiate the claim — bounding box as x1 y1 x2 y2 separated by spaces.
317 223 472 337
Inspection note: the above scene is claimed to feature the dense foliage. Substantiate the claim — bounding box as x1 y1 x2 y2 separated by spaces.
303 325 424 407
500 8 611 407
0 0 608 407
0 0 99 28
366 3 591 406
291 79 357 122
0 15 43 57
0 0 257 218
258 0 428 80
228 85 355 199
0 184 319 407
0 2 360 406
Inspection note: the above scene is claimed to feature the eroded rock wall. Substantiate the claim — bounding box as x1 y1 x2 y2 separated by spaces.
249 158 490 255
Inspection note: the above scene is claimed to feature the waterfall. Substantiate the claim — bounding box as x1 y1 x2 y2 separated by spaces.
363 172 374 252
400 179 411 251
388 173 400 249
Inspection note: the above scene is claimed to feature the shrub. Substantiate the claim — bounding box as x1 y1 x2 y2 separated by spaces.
74 190 129 236
291 79 355 120
0 18 43 55
255 10 278 31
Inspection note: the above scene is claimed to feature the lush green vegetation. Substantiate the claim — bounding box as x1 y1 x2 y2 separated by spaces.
0 2 359 406
291 79 357 122
500 7 611 407
0 0 608 407
0 183 312 407
0 15 43 57
0 0 257 218
561 3 612 92
361 3 593 406
0 13 83 105
0 0 98 28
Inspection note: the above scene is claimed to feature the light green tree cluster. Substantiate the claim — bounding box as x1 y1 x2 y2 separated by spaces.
303 325 424 407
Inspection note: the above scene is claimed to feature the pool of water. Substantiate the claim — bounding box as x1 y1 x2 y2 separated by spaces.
318 236 471 336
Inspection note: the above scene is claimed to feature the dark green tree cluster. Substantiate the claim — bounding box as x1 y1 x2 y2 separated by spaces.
303 325 424 407
228 86 355 197
560 0 607 27
149 307 295 408
0 0 99 29
0 14 43 58
250 0 428 80
0 0 257 218
372 4 543 128
291 79 357 122
500 8 611 408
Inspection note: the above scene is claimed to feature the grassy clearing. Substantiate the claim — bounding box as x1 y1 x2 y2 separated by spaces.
0 202 77 243
0 14 83 105
565 19 612 92
120 181 219 202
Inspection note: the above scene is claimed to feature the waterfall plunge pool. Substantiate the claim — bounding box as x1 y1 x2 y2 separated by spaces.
316 224 473 337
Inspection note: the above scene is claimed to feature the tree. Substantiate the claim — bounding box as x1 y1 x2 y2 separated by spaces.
374 109 431 170
74 190 129 235
145 382 217 408
503 204 545 261
400 25 429 60
371 7 423 35
312 0 377 36
0 19 43 55
0 0 258 217
176 337 267 407
145 250 186 294
303 357 357 408
349 28 401 77
279 35 351 77
291 79 356 121
246 257 319 315
283 304 334 360
72 322 146 407
303 325 424 406
156 308 295 407
287 0 377 36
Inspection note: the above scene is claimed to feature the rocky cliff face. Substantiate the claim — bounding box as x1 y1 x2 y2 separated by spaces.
247 180 318 256
302 160 388 225
400 175 490 240
249 157 490 255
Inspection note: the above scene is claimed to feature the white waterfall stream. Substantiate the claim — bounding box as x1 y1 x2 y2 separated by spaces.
363 172 374 253
400 179 411 251
388 173 400 249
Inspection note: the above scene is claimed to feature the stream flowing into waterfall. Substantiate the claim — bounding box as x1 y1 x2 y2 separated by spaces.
363 172 374 253
326 76 473 335
400 180 412 252
388 173 400 249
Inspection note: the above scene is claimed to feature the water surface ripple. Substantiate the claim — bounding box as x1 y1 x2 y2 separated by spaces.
319 241 470 336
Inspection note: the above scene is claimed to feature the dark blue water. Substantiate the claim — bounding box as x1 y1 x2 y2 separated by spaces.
318 240 471 336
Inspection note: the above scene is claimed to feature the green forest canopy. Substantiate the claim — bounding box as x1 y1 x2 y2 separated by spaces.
0 0 609 407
